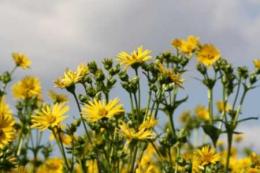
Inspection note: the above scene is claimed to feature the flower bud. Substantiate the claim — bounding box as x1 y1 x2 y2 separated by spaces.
102 58 113 70
197 63 207 75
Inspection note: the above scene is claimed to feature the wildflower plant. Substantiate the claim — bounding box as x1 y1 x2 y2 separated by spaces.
0 37 260 173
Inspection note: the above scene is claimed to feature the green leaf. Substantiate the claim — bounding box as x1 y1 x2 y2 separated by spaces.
202 124 221 147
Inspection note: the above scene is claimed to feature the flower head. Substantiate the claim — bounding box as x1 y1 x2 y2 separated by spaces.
48 90 68 103
253 59 260 70
82 98 124 123
0 97 15 149
37 158 63 173
157 63 184 87
119 118 156 141
117 46 151 69
12 52 31 69
197 44 221 66
194 146 220 167
12 76 42 100
172 35 200 55
195 105 210 122
31 103 69 131
216 101 231 113
54 64 88 89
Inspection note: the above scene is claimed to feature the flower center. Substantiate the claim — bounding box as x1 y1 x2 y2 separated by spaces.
98 108 108 117
48 115 57 124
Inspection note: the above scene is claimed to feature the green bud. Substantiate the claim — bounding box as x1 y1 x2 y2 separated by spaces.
180 57 189 67
237 66 248 79
1 71 11 84
102 58 113 70
203 78 216 89
107 78 116 88
84 76 92 84
249 74 257 85
88 61 98 73
119 71 129 81
162 52 171 63
95 69 105 81
197 63 207 75
79 94 89 103
86 87 97 97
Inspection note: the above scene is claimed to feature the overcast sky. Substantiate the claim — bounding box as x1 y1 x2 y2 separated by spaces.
1 0 260 150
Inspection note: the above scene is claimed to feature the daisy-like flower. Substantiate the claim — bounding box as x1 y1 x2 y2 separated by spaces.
12 76 42 100
54 63 88 89
157 63 184 87
36 158 63 173
54 68 80 89
195 105 210 122
31 103 69 131
253 59 260 70
216 101 231 113
82 98 124 123
117 46 152 69
172 35 200 55
119 118 157 141
197 44 221 66
12 52 31 69
48 90 68 103
194 146 220 167
0 97 16 149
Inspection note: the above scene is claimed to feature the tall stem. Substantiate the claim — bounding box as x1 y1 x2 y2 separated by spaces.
71 91 92 143
208 89 214 123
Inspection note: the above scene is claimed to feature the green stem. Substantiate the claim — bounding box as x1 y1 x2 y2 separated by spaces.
135 68 141 110
52 128 70 171
130 146 138 173
2 66 17 93
169 112 176 137
208 89 214 123
232 78 241 110
225 133 232 173
71 91 92 143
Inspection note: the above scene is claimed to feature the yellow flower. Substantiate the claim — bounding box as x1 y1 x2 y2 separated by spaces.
195 105 210 121
234 134 244 143
86 160 99 173
31 103 69 131
253 59 260 70
119 118 156 141
12 76 42 100
9 166 28 173
0 98 16 149
171 38 183 49
76 63 89 80
194 146 220 167
54 63 88 89
37 158 63 173
197 44 221 66
82 98 124 123
216 101 231 113
138 117 157 130
157 63 184 87
12 52 31 69
179 111 191 124
54 69 80 89
48 90 68 103
172 35 200 55
117 46 151 69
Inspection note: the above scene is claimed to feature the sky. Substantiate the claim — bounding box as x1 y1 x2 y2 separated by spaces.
1 0 260 151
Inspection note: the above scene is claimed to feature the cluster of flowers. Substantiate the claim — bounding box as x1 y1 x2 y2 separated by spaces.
1 36 260 173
